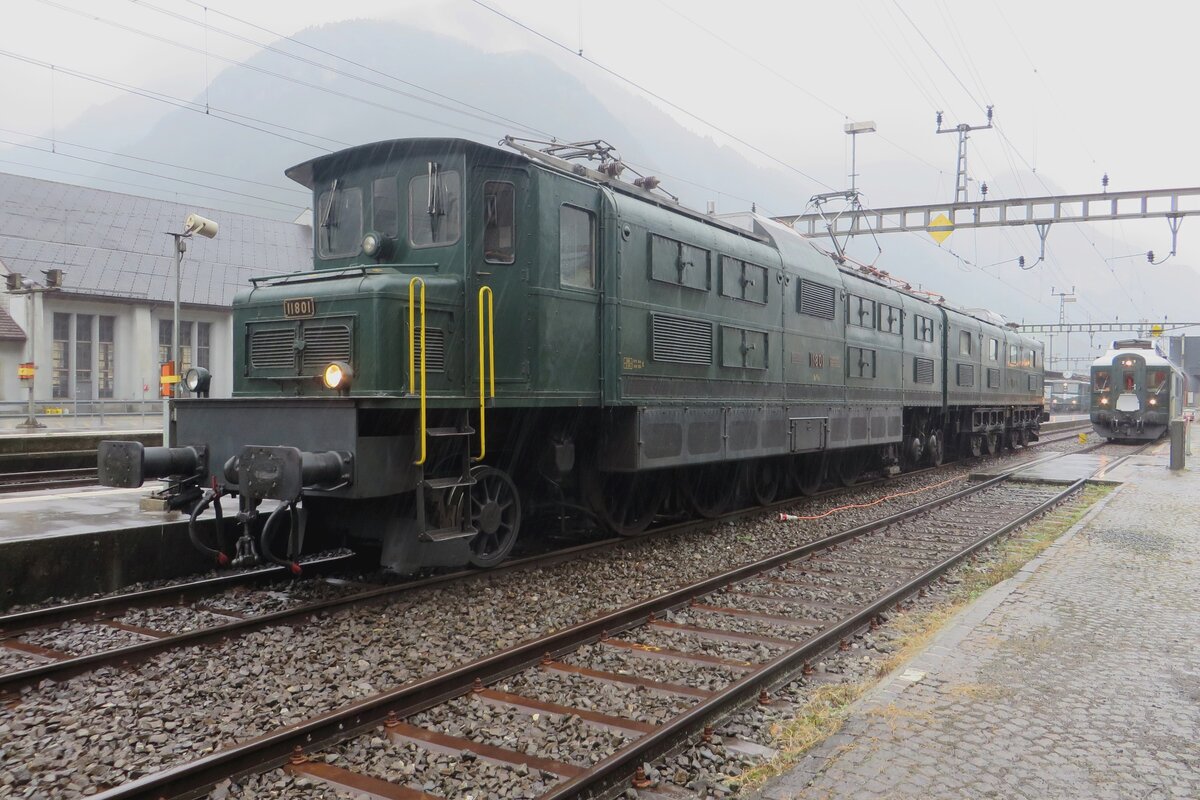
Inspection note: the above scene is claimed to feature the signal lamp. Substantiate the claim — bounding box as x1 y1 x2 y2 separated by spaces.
183 367 212 397
322 361 353 391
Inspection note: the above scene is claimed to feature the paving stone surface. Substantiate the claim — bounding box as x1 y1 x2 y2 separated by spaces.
758 442 1200 800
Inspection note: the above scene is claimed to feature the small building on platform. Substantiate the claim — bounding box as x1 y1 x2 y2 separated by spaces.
0 172 311 413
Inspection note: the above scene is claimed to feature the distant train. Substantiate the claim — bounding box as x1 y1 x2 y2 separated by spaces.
1089 340 1185 440
1046 377 1088 414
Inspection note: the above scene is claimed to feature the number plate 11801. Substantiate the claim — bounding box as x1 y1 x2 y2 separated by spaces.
283 298 315 318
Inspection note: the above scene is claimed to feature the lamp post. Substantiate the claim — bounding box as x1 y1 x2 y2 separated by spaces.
843 120 877 194
5 269 63 429
163 214 218 441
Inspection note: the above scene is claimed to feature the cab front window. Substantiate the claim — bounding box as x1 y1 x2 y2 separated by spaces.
1149 369 1167 392
1093 370 1110 391
317 184 364 258
409 166 462 248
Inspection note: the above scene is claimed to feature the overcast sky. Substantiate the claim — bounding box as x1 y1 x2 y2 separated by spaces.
2 0 1198 332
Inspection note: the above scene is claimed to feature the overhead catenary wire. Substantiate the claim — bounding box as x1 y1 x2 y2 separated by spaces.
464 0 836 192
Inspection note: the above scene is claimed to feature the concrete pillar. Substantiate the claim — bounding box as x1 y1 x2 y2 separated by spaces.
1169 418 1186 471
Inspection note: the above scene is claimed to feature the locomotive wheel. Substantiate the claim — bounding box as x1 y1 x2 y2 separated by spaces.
984 432 1000 455
750 459 782 506
968 435 983 458
791 455 825 496
583 467 667 537
925 433 944 466
678 463 737 518
834 450 867 487
463 466 521 568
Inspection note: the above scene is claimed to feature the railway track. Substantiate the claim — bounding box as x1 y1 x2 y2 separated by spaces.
0 428 1093 694
0 439 1137 799
0 426 1103 697
0 467 99 494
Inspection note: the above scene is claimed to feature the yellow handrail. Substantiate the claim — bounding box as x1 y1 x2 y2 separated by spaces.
408 276 427 466
475 285 495 462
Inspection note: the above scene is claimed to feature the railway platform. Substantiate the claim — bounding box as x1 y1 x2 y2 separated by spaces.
755 433 1198 799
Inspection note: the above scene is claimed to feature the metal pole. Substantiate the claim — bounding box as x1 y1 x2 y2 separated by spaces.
850 132 857 194
18 291 44 429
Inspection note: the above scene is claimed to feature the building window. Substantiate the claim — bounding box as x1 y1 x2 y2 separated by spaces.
197 322 211 370
560 205 595 290
179 321 194 374
98 315 114 399
483 181 515 264
158 319 173 366
75 314 93 398
52 312 71 399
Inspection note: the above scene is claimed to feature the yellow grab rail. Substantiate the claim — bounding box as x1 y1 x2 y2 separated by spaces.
475 285 495 462
408 276 427 465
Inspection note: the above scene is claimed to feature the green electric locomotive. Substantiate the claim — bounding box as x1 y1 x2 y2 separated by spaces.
98 137 1044 573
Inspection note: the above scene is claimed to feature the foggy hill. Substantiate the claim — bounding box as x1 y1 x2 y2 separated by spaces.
3 17 1196 341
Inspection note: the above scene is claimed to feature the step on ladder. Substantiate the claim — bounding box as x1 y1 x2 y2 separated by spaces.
414 412 478 542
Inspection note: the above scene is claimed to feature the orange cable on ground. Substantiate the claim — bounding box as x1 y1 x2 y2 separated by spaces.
778 476 964 522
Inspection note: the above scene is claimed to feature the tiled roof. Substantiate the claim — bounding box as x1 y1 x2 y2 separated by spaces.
0 306 24 341
0 172 312 308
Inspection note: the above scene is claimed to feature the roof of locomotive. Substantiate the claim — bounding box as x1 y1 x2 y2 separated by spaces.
1091 340 1177 369
285 137 527 189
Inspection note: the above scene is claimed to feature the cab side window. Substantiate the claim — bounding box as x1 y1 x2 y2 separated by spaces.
560 205 595 290
959 331 972 356
483 182 515 264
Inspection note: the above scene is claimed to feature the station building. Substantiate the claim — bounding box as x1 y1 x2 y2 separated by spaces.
0 172 311 414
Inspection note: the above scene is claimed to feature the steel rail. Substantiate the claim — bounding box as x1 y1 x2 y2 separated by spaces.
86 466 1038 800
0 460 947 690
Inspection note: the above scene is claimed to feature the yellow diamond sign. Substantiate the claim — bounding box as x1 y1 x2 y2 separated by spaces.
928 213 954 244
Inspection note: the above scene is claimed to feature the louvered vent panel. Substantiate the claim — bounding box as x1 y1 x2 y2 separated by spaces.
652 314 712 365
913 357 935 384
987 368 1001 389
957 363 975 387
301 325 352 371
412 328 446 373
250 328 295 369
1028 374 1039 392
798 280 836 319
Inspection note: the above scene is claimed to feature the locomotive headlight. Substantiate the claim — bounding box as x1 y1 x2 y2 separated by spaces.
1100 397 1109 405
1149 397 1157 406
183 366 212 397
322 361 353 390
361 231 393 260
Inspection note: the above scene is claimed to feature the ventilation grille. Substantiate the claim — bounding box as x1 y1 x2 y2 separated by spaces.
988 368 1001 389
957 363 975 387
301 325 352 371
913 357 935 384
798 280 836 319
412 327 446 373
1028 374 1039 392
652 314 712 365
250 328 295 369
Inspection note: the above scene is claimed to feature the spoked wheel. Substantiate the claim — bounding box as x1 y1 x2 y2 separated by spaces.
461 466 521 568
790 454 825 497
677 463 737 519
985 432 1000 455
750 459 782 506
925 433 944 466
583 467 668 537
834 450 868 487
968 435 983 458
